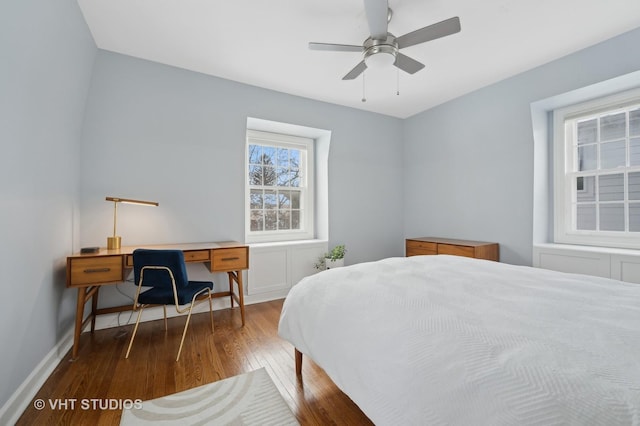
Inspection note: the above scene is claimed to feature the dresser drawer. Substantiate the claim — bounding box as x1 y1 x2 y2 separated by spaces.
67 256 123 287
211 247 248 271
437 244 475 258
406 240 437 256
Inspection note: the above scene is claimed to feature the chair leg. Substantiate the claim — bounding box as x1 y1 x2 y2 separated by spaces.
125 306 145 359
176 306 195 362
163 305 167 331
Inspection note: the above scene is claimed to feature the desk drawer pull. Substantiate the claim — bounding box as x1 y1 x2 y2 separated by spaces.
221 257 240 261
84 267 111 273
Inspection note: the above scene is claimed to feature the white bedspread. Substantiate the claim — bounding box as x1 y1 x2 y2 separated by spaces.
278 255 640 425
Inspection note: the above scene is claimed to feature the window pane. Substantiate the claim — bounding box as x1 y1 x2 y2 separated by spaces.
290 149 301 169
248 145 262 165
263 166 276 186
277 167 290 186
292 210 300 229
265 210 277 230
278 210 291 230
600 140 626 169
629 172 640 201
599 174 624 201
250 210 264 231
290 171 301 187
277 148 289 168
599 203 624 231
248 165 262 185
576 204 596 230
250 189 263 209
630 203 640 232
262 146 275 165
577 119 597 145
278 190 290 208
291 191 300 209
576 176 596 202
630 137 640 166
630 109 640 136
264 190 277 209
577 145 597 171
600 112 626 141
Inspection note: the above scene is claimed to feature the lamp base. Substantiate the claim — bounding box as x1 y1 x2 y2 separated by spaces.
107 236 121 250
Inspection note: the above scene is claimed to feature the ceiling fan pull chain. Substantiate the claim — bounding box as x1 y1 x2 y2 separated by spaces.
362 71 367 102
396 68 400 96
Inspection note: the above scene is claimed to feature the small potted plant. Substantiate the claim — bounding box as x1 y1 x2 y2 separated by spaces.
314 244 346 270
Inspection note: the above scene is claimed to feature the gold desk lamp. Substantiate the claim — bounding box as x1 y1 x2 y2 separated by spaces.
106 196 159 249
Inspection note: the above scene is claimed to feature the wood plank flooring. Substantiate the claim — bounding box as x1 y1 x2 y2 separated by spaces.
17 299 373 425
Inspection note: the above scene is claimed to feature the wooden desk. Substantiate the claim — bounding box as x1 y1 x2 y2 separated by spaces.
66 241 249 359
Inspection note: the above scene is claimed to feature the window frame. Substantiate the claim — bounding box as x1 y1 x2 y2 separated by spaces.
245 130 315 243
553 87 640 249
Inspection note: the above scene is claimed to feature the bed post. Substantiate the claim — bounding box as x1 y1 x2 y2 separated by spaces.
295 348 303 375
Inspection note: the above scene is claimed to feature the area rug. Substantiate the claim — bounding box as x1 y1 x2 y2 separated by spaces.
119 367 299 425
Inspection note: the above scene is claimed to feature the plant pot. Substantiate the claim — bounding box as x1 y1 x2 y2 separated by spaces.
325 258 344 269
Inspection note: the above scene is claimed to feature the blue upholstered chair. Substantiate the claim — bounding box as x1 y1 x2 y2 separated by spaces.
125 249 214 361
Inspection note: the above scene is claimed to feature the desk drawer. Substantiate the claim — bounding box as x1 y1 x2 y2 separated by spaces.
184 250 210 262
212 247 248 271
406 240 437 256
68 256 123 287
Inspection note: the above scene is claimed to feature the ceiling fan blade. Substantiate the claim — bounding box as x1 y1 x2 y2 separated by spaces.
309 42 363 53
396 16 461 49
342 61 368 80
364 0 389 40
394 53 425 74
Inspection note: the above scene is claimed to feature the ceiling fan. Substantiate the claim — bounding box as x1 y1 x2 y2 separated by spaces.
309 0 461 80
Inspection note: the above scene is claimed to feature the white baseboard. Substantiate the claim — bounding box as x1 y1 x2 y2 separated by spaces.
0 292 288 424
0 327 74 426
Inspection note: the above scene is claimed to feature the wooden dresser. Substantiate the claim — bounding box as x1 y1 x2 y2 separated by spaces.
406 237 499 261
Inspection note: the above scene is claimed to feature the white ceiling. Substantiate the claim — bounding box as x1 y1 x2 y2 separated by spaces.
76 0 640 119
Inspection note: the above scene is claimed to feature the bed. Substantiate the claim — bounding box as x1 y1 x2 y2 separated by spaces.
278 255 640 425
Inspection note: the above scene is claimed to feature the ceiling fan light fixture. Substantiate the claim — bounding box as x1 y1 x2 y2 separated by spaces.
364 50 396 68
363 36 398 69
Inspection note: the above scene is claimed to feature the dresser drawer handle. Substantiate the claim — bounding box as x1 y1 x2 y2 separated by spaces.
84 268 111 273
221 257 240 261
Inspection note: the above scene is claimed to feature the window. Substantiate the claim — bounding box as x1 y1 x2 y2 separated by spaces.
554 88 640 248
245 130 314 243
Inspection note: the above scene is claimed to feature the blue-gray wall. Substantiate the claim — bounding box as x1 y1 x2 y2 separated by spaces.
78 51 405 307
0 0 96 410
403 27 640 265
2 0 640 413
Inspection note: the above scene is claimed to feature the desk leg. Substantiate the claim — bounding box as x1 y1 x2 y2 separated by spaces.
72 288 87 360
227 273 234 309
227 271 245 326
90 287 100 332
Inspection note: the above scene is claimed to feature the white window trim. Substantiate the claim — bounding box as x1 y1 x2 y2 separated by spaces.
245 129 315 243
553 87 640 249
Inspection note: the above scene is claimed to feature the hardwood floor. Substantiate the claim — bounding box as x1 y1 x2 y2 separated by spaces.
17 299 373 425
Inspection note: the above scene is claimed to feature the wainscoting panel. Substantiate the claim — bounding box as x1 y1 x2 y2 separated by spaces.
533 244 640 284
248 240 327 295
611 255 640 284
